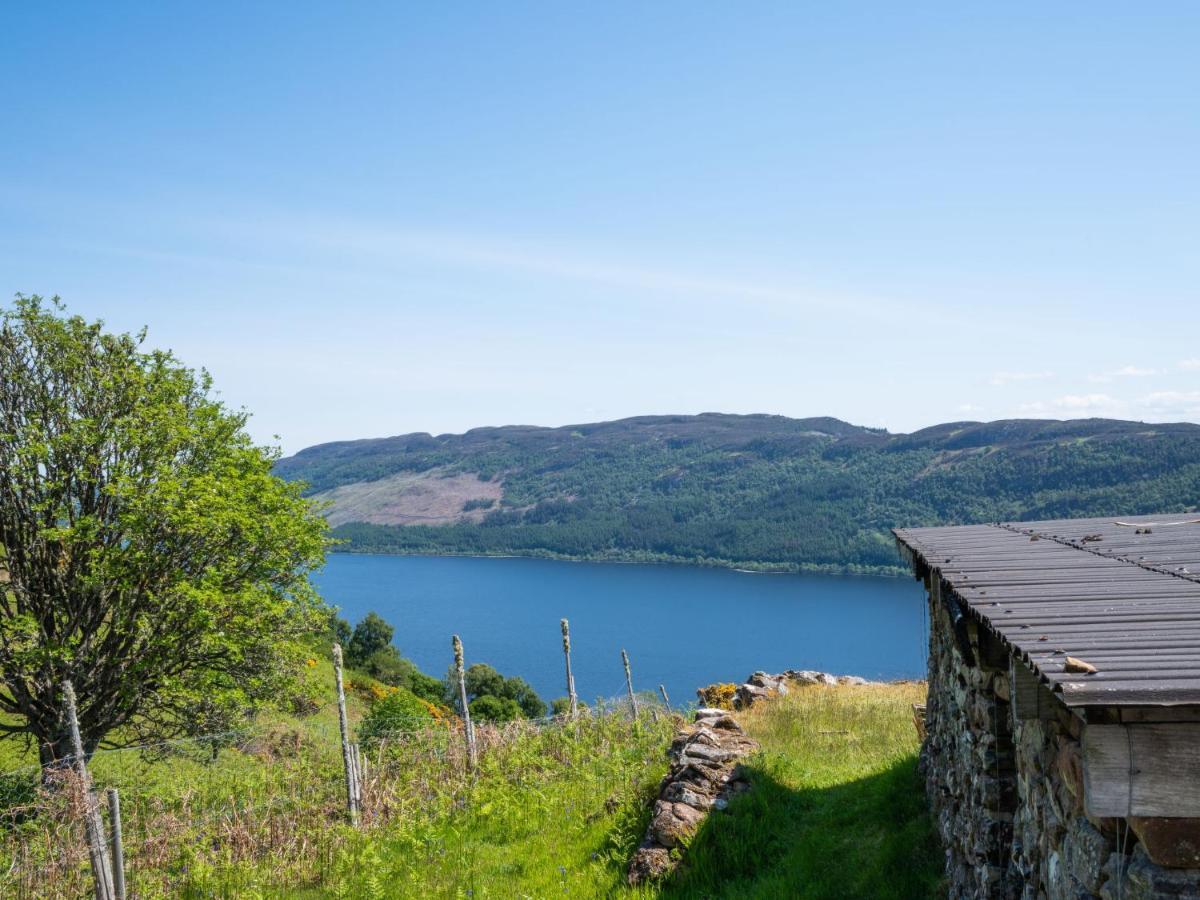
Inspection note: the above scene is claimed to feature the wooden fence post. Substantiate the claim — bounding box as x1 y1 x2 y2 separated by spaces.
355 743 367 790
106 788 126 900
621 649 639 719
332 644 359 826
453 635 478 769
350 742 364 815
561 619 578 719
63 681 115 900
659 684 671 709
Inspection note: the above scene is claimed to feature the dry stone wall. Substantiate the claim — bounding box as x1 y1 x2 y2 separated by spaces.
628 708 757 884
924 579 1200 899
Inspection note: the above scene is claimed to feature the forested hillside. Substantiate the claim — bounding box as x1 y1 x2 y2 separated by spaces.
276 415 1200 573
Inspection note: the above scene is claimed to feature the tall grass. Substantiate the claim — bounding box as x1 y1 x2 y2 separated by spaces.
0 681 673 897
0 676 938 898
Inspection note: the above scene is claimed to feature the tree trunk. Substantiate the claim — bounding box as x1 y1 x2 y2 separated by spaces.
38 729 75 784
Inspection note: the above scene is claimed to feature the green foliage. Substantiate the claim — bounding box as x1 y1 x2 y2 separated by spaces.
550 696 589 716
406 669 445 706
359 647 413 685
463 661 505 700
468 693 523 722
336 614 448 710
503 674 548 719
356 687 437 744
0 296 329 759
330 615 352 649
346 612 393 666
338 612 443 704
551 696 573 716
360 648 443 705
278 413 1200 573
456 663 547 720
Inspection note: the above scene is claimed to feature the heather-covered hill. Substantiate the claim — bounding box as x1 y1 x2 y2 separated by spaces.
277 415 1200 573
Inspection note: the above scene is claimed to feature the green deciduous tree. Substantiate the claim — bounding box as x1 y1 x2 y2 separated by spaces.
346 611 393 666
452 662 546 720
468 694 522 723
0 296 329 766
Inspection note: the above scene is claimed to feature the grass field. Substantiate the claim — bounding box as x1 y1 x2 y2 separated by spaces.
0 671 939 898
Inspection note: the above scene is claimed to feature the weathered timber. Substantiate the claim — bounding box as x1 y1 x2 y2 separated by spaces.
453 634 478 768
622 648 638 718
561 618 578 719
332 644 359 826
1083 723 1200 817
1011 659 1059 721
64 682 115 900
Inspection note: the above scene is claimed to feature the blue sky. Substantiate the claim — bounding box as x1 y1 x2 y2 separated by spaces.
4 4 1199 453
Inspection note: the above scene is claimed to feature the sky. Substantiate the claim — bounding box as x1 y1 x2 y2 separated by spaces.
3 3 1199 454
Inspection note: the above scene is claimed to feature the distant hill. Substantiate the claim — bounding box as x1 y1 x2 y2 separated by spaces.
276 414 1200 574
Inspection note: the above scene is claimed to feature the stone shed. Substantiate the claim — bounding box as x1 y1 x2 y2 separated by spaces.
895 514 1200 899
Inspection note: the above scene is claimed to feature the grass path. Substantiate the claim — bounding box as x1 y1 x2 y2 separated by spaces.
660 682 943 899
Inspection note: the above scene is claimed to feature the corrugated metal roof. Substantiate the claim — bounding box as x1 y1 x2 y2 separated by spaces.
894 513 1200 708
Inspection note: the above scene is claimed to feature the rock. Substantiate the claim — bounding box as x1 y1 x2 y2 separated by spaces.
785 669 818 684
694 707 728 720
705 714 745 734
680 744 736 766
734 672 790 709
627 845 672 885
1054 738 1085 813
1062 817 1111 894
785 669 849 686
662 782 714 810
1062 657 1097 675
1111 844 1200 899
649 800 706 847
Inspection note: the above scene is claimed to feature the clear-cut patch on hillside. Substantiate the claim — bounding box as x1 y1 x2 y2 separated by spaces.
312 468 503 526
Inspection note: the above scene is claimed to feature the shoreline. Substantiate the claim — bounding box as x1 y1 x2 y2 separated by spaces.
323 545 909 579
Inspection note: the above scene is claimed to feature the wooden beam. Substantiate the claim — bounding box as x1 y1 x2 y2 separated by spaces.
1011 659 1059 721
1118 706 1200 724
1083 723 1200 817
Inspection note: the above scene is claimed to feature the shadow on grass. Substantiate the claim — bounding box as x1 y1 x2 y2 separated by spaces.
658 754 943 900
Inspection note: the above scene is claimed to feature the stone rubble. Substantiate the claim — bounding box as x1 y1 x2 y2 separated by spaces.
627 708 758 884
730 669 874 710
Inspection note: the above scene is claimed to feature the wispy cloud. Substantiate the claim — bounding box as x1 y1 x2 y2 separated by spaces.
1088 365 1162 383
1016 390 1200 423
1018 394 1123 417
207 215 889 318
1140 390 1200 420
1056 393 1120 410
1179 359 1200 371
989 371 1055 387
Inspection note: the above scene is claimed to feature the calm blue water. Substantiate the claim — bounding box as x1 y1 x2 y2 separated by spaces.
312 554 927 707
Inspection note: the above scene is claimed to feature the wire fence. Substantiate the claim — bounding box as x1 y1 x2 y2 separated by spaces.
0 678 677 899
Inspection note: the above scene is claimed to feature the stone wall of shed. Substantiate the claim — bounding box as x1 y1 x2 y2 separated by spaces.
922 589 1017 896
923 579 1200 899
